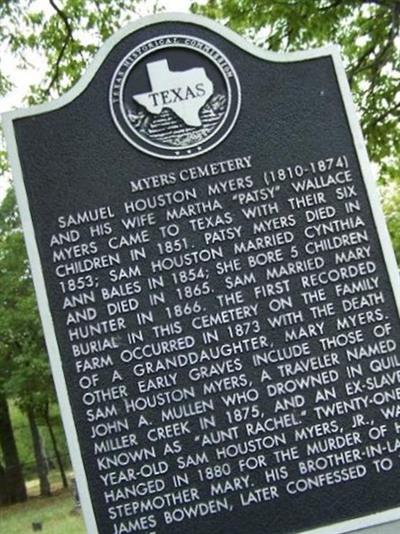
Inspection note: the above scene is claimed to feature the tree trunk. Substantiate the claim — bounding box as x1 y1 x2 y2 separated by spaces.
44 406 68 489
0 393 27 504
27 407 51 497
0 462 7 505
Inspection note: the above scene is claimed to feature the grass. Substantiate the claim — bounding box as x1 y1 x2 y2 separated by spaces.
0 477 86 534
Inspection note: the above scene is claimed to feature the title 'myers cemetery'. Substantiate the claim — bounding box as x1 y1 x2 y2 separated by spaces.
3 12 400 534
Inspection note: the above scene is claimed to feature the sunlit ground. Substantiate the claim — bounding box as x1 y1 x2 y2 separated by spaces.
0 472 86 534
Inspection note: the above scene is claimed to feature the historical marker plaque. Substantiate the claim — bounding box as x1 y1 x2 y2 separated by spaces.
3 13 400 534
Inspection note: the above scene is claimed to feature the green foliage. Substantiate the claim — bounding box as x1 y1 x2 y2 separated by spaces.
0 403 70 480
382 182 400 265
0 189 69 491
0 188 50 413
192 0 400 185
1 0 143 105
2 403 38 479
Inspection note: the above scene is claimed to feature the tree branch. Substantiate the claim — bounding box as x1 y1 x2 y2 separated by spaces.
349 1 399 86
348 41 378 85
368 100 400 129
46 0 74 94
320 0 343 11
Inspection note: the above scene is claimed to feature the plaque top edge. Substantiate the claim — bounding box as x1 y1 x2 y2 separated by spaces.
1 11 341 125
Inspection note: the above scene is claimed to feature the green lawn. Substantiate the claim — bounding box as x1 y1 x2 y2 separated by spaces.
0 489 86 534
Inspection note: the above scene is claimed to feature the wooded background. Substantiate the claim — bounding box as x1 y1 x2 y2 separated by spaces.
0 0 398 506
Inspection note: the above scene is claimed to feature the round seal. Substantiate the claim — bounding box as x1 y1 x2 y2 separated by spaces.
109 35 241 159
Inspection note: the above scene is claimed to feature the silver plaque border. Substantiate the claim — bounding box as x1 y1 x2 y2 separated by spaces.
2 12 400 534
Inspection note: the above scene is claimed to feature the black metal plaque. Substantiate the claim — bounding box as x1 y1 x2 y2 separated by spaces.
3 13 400 534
